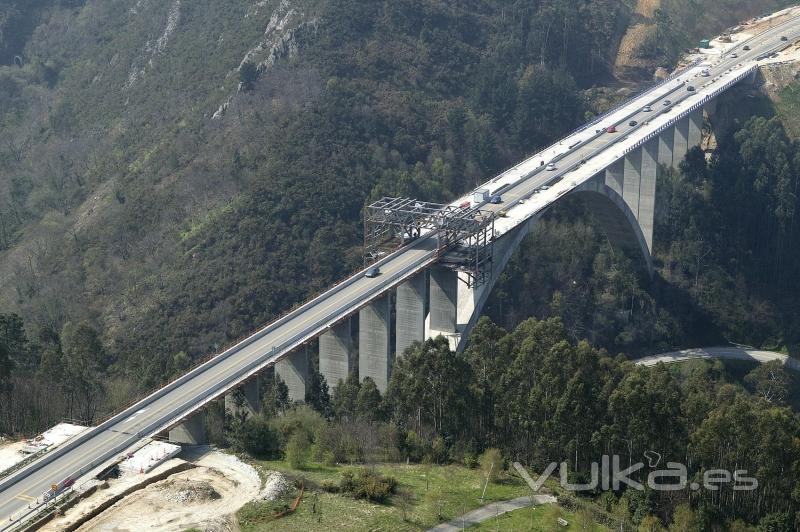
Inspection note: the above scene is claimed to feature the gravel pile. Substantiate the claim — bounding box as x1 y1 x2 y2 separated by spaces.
161 480 221 503
260 472 290 502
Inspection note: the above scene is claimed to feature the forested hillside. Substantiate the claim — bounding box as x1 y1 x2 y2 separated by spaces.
0 0 632 430
0 0 798 434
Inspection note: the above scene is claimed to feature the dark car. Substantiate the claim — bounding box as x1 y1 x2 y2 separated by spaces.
687 85 696 92
781 36 788 41
490 195 502 204
663 99 672 106
744 45 751 50
629 120 638 127
365 266 380 278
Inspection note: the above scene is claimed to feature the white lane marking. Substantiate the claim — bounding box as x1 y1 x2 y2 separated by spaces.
122 409 147 424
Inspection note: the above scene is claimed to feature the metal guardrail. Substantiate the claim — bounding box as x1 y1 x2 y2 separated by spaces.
0 449 47 482
622 65 758 156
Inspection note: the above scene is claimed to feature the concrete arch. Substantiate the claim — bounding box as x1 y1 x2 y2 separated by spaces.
453 179 652 352
568 181 654 273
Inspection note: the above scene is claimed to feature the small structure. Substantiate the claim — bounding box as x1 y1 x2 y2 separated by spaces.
120 441 182 474
21 423 86 455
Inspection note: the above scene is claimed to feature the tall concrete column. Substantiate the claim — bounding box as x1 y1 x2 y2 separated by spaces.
359 295 392 393
169 411 207 445
319 319 354 389
703 97 717 117
639 138 658 253
396 273 426 357
658 125 674 167
429 266 458 334
224 376 261 418
604 158 624 197
276 348 308 402
623 149 642 218
688 108 703 149
672 115 690 168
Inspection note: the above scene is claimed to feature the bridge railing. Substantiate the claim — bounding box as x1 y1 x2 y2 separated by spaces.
621 64 759 156
477 59 704 203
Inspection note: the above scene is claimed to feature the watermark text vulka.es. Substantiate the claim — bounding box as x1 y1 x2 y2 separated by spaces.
513 455 758 493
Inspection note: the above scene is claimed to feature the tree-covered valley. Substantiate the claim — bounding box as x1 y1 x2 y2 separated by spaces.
1 1 800 530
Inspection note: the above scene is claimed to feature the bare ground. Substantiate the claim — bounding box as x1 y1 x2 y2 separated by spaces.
43 448 263 532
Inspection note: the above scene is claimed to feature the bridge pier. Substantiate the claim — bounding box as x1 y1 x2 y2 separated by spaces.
688 108 703 149
169 411 208 445
623 149 642 217
276 347 308 402
428 266 458 335
396 272 426 357
319 319 354 390
639 138 658 252
604 158 624 196
703 97 717 117
359 295 392 393
672 115 690 167
224 376 261 418
658 125 674 167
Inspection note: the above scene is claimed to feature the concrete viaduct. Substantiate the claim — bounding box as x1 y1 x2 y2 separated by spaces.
3 13 800 529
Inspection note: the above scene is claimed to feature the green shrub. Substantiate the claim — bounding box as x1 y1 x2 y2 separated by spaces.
463 451 479 469
319 479 339 493
271 405 326 442
228 415 280 458
285 431 311 470
479 448 502 483
320 450 336 467
339 468 398 504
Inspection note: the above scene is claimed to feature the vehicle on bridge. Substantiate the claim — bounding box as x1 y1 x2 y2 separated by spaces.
365 266 381 278
687 85 696 92
629 120 638 127
490 195 502 204
546 162 557 171
605 125 617 133
642 105 652 112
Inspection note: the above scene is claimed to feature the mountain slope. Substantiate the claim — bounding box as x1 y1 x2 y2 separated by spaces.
0 0 630 395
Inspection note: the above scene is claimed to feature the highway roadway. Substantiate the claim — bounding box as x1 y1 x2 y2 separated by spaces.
3 12 800 529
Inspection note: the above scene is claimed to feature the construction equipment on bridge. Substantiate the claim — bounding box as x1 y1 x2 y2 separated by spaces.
364 197 495 288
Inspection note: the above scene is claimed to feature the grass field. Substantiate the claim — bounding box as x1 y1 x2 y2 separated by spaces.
471 504 608 532
237 459 555 531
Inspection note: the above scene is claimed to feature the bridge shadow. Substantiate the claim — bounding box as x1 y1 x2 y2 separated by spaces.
646 268 724 353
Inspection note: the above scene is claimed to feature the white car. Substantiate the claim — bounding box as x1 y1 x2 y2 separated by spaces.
546 163 557 171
